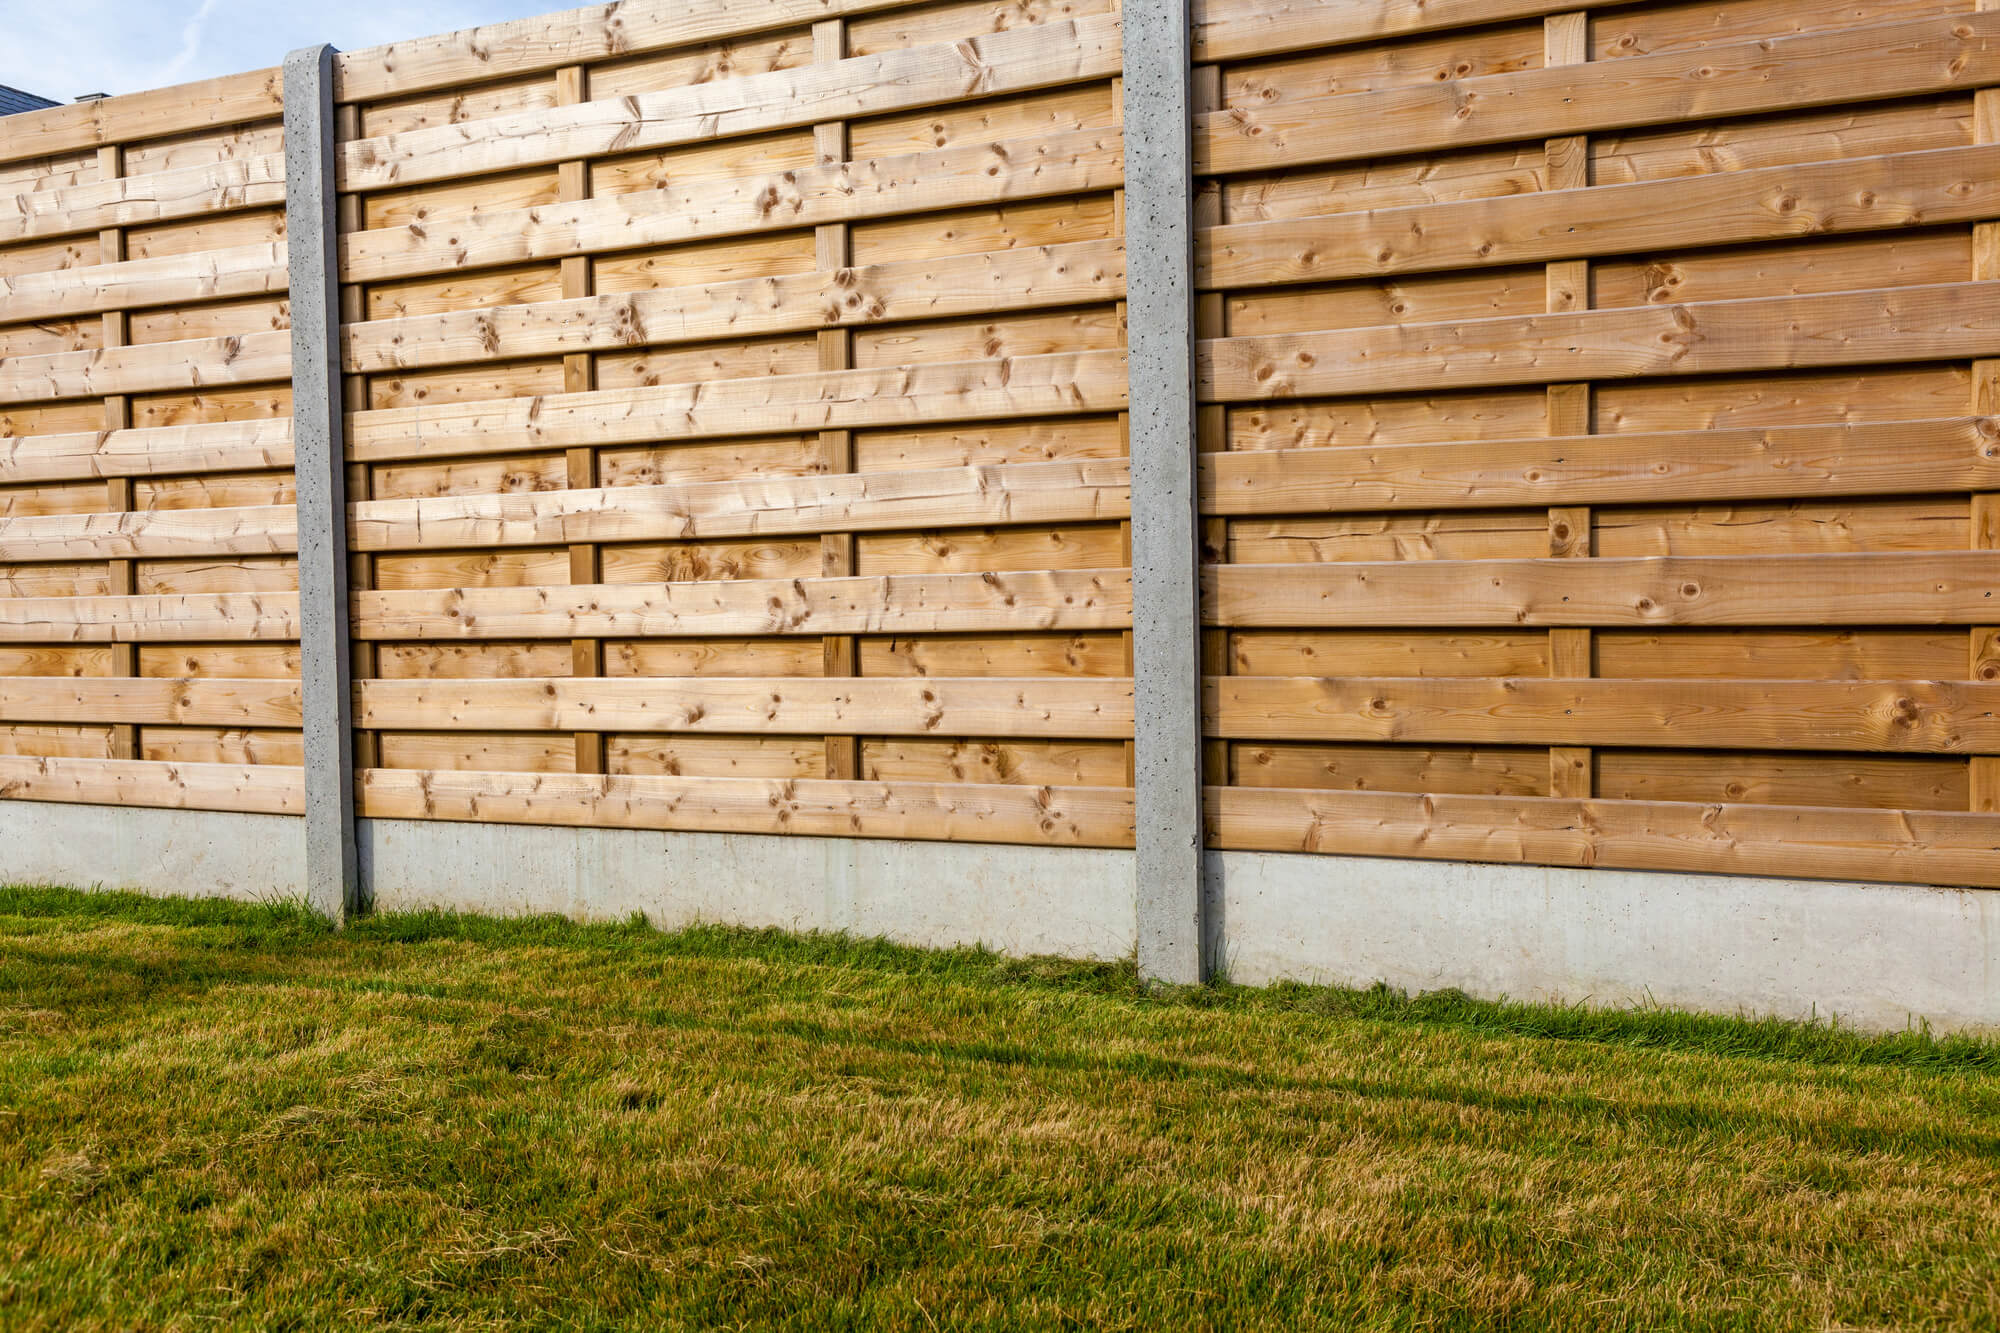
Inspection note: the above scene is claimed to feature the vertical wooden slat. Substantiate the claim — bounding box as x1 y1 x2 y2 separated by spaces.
1192 62 1230 791
815 18 862 782
1545 11 1593 801
337 103 379 774
1973 3 2000 812
96 143 138 761
557 64 605 777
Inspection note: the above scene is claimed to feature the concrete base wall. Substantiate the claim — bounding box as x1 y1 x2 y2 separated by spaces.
1212 851 2000 1034
5 800 1997 1031
359 818 1136 963
0 801 305 902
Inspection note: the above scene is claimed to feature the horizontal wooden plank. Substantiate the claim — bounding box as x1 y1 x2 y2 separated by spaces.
0 677 301 727
359 767 1133 847
347 349 1127 464
0 505 296 561
0 418 295 485
1199 12 2000 176
0 329 292 406
1211 678 2000 754
338 14 1119 193
332 0 933 103
354 569 1128 640
1200 144 2000 291
1207 554 2000 628
351 459 1128 552
343 238 1124 374
339 126 1121 285
357 677 1133 737
0 242 286 324
0 593 299 643
1200 282 2000 402
0 754 301 813
0 68 281 165
1208 785 2000 888
1191 0 1645 63
1202 418 2000 514
0 154 287 246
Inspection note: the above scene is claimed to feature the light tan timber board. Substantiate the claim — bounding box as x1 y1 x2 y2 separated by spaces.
0 677 301 727
0 753 301 812
349 459 1129 551
0 593 299 643
338 127 1123 285
0 419 295 485
1199 144 2000 290
1200 283 2000 402
0 505 296 560
1191 0 1647 63
345 349 1128 464
357 766 1135 847
355 676 1134 737
0 155 288 246
0 242 287 324
1201 418 2000 513
331 0 938 103
335 14 1120 192
0 329 292 405
1208 784 2000 887
0 68 282 164
1209 676 2000 753
341 239 1125 374
1199 13 2000 176
1206 553 2000 628
352 569 1129 640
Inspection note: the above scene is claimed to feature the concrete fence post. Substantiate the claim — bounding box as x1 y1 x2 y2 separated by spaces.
1124 0 1207 983
284 45 358 924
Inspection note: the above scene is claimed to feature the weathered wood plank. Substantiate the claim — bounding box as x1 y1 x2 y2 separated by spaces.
1200 144 2000 290
1202 418 2000 514
0 677 301 727
1201 283 2000 402
1207 554 2000 628
1208 785 2000 887
357 676 1133 736
347 349 1128 464
0 418 295 485
332 0 938 103
354 570 1129 640
0 753 301 812
339 126 1122 285
0 241 286 324
343 239 1124 374
350 459 1128 551
0 155 287 246
337 14 1120 192
1210 677 2000 753
0 505 295 560
358 766 1134 847
0 329 292 405
1199 13 2000 176
0 593 299 643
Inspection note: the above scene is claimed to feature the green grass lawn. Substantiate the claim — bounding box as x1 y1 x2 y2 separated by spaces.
0 886 1996 1331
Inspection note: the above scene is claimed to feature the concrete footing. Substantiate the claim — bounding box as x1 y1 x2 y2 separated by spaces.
3 799 1995 1032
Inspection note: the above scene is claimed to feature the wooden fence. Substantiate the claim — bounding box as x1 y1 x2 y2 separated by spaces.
4 0 2000 893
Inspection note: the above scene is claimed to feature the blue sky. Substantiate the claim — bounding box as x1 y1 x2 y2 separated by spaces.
0 0 566 102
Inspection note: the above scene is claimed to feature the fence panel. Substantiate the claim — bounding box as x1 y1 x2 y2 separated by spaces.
1195 0 2000 885
0 70 303 815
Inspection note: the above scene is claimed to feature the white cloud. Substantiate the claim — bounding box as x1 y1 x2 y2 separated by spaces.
0 0 566 102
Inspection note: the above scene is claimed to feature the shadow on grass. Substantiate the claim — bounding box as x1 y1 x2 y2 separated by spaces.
3 881 1996 1075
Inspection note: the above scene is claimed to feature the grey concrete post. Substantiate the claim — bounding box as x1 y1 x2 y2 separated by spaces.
284 45 357 923
1123 1 1205 983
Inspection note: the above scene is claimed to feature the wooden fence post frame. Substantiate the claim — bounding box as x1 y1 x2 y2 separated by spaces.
285 44 358 924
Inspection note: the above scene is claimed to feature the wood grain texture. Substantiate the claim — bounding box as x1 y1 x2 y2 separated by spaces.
0 753 301 813
0 677 301 727
0 242 286 324
0 419 294 485
1192 0 1646 63
0 68 282 165
357 676 1133 736
0 329 292 405
0 505 295 560
0 593 299 643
